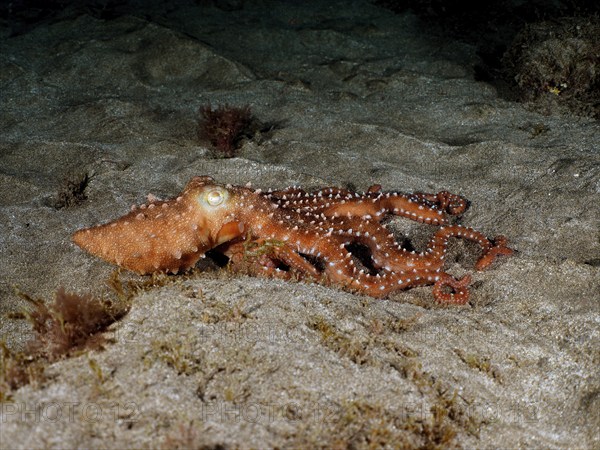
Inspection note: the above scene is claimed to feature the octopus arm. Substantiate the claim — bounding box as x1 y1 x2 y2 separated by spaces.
317 192 453 225
319 246 470 303
426 225 514 271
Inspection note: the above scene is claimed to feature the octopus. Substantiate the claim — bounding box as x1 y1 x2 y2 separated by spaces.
72 176 513 304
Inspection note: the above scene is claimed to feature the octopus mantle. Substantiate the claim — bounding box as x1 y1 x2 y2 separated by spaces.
73 176 513 304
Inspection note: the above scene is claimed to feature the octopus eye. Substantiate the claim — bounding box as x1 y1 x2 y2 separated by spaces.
205 189 225 206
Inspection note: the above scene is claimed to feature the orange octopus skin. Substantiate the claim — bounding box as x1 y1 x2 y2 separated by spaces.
72 176 513 304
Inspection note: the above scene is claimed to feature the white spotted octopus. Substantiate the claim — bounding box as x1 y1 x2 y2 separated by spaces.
73 176 513 304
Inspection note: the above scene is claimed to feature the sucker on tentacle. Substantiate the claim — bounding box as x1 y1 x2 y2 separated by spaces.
73 176 513 304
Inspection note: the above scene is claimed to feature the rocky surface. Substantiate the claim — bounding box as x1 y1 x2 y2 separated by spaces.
1 1 598 448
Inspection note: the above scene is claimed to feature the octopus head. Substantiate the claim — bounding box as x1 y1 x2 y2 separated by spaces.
72 175 248 275
183 176 246 248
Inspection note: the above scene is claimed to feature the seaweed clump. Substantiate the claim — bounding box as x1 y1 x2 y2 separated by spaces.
0 286 129 400
52 172 91 209
22 287 126 360
0 342 45 400
198 104 254 157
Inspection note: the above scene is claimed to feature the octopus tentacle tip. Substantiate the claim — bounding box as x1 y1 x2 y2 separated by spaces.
72 176 512 303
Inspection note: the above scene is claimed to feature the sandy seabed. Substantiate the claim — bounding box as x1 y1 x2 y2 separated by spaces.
0 1 598 448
